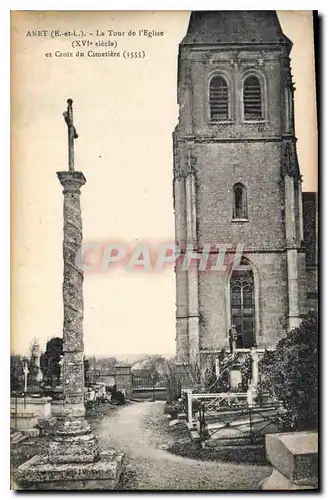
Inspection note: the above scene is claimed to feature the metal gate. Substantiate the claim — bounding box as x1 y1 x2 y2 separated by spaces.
132 375 167 400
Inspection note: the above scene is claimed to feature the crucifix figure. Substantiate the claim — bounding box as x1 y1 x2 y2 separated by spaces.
63 98 78 172
229 324 238 353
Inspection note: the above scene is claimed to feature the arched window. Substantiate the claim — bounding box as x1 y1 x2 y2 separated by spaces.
230 263 256 348
233 183 248 219
209 76 229 121
243 75 262 121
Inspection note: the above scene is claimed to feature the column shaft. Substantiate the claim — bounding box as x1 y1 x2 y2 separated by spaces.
185 172 199 362
49 171 99 465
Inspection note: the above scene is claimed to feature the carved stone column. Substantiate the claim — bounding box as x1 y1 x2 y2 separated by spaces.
15 101 125 490
48 171 99 464
15 169 125 488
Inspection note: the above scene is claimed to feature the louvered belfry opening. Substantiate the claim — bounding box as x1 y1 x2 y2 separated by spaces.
209 76 229 121
243 75 262 120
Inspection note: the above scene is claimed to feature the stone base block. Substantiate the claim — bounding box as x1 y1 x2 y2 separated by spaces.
259 468 318 490
14 450 125 490
49 433 99 463
260 431 318 490
23 428 40 438
10 413 38 431
265 431 318 482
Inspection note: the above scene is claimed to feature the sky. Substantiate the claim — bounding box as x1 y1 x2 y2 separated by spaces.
11 11 317 356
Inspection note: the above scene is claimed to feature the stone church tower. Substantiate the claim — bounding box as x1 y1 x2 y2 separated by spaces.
173 11 310 363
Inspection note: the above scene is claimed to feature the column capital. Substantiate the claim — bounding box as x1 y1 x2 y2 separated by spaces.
57 171 86 193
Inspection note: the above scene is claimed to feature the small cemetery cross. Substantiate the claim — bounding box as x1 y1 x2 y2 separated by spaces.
23 359 29 393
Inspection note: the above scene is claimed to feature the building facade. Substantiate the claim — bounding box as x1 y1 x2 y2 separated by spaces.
173 11 317 363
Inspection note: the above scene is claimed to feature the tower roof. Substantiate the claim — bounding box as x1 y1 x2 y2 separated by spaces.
181 11 291 47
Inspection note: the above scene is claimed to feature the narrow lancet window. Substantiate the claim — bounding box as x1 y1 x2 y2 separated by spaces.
233 183 248 219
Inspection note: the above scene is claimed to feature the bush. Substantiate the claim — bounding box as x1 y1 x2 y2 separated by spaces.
164 400 184 419
11 356 24 393
259 311 318 431
110 386 126 405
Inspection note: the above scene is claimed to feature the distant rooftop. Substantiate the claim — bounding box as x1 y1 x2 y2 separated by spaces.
181 11 292 47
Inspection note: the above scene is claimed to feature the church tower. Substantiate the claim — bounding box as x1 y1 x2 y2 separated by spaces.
173 11 307 363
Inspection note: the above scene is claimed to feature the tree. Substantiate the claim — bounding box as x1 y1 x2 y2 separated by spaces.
98 356 117 371
136 355 171 401
173 348 224 392
173 346 253 394
40 337 63 387
27 338 41 389
84 357 91 387
259 310 318 431
11 355 24 393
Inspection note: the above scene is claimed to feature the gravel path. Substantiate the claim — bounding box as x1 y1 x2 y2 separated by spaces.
93 401 272 491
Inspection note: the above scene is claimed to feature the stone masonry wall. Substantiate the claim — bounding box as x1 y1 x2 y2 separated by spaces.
193 141 285 249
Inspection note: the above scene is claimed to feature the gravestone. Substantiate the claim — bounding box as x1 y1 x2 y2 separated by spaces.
230 369 242 389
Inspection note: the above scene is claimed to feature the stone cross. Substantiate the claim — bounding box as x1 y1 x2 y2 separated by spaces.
63 98 78 172
14 99 125 490
23 359 29 393
48 99 99 464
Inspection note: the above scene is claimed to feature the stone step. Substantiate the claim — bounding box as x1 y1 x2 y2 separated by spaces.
11 432 28 444
189 430 201 442
23 428 40 438
11 431 22 442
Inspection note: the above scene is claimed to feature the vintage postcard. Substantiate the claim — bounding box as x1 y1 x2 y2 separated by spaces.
10 10 318 491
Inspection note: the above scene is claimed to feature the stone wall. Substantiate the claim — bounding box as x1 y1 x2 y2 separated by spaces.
305 267 318 313
114 364 132 397
193 141 285 250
